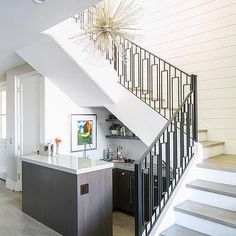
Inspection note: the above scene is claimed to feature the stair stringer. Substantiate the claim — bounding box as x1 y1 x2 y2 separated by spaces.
17 22 168 146
44 19 169 146
17 35 113 107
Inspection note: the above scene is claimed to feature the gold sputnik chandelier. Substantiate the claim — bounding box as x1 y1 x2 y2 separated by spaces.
73 0 140 55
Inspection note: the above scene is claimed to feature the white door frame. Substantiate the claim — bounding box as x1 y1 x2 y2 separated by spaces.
15 71 44 191
0 81 7 180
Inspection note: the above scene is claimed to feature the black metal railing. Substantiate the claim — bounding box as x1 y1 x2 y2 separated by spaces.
135 76 197 235
113 38 193 120
73 9 198 236
74 11 192 120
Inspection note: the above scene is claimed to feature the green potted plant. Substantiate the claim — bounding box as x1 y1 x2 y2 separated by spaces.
109 123 121 136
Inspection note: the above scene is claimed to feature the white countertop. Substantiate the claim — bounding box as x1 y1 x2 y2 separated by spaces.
21 155 114 175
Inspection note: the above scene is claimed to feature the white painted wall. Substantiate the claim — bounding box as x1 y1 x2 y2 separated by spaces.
44 78 111 159
6 64 34 186
30 20 167 146
134 0 236 153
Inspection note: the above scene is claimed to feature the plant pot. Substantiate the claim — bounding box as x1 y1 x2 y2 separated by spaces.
111 130 119 135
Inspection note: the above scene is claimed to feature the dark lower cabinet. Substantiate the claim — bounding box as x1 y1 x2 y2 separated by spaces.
113 168 171 218
113 169 135 215
130 171 135 215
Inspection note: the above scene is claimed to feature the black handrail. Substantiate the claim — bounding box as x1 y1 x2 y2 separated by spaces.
136 91 193 165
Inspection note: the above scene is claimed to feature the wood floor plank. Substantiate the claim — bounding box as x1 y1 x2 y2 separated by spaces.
0 180 60 236
113 211 134 236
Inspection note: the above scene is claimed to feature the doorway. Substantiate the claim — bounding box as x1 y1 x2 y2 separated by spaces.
15 71 44 191
0 82 7 180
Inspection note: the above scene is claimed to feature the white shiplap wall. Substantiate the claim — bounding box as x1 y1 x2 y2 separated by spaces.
135 0 236 153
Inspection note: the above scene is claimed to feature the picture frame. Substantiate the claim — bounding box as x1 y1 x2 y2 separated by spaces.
70 114 97 152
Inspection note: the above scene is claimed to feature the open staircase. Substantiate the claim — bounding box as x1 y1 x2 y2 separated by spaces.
17 4 236 236
73 10 236 236
161 130 236 236
72 9 199 236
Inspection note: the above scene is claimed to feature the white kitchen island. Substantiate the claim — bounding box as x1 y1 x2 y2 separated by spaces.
21 154 114 236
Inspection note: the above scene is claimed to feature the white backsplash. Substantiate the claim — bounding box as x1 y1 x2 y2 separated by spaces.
108 138 147 161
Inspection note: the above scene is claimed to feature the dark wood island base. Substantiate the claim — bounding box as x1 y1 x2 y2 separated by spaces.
22 161 113 236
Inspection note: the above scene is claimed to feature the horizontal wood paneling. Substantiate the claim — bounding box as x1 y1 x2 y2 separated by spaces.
197 119 236 129
199 109 236 119
199 87 236 99
199 77 236 90
137 0 236 153
199 98 236 109
166 46 236 65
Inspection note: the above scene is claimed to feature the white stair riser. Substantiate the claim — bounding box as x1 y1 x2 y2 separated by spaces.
198 132 207 142
186 188 236 211
197 168 236 185
175 211 236 236
202 145 224 159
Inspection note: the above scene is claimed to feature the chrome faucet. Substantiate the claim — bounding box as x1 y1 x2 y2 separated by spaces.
83 142 92 159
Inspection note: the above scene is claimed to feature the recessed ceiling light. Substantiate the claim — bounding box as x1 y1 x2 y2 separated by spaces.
33 0 46 4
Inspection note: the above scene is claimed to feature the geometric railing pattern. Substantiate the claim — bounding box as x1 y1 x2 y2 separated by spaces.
74 9 198 235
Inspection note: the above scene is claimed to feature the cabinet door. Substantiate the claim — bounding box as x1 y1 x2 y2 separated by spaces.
116 169 131 213
130 171 135 215
112 169 117 210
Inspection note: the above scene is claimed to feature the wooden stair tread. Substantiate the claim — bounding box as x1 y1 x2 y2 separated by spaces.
198 129 207 133
160 224 209 236
174 200 236 229
197 154 236 173
186 179 236 198
200 141 225 148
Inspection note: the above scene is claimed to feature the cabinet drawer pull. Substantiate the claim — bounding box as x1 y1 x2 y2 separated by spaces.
122 172 125 176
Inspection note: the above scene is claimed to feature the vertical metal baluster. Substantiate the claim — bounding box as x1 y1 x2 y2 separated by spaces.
113 44 117 71
158 59 161 114
180 71 183 105
130 43 133 92
191 74 198 142
186 102 191 163
180 108 184 175
173 117 178 186
166 128 171 198
149 152 153 227
135 163 143 236
169 65 172 118
158 141 163 211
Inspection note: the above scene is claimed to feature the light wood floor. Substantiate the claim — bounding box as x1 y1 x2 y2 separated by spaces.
0 180 60 235
113 211 135 236
0 180 134 236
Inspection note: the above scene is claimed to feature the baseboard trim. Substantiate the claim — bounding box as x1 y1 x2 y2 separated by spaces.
6 178 16 191
0 172 6 180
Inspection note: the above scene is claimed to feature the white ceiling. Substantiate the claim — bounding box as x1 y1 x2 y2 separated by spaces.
0 0 99 76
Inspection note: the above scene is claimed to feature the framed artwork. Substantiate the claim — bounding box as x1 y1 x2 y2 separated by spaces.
71 114 97 152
